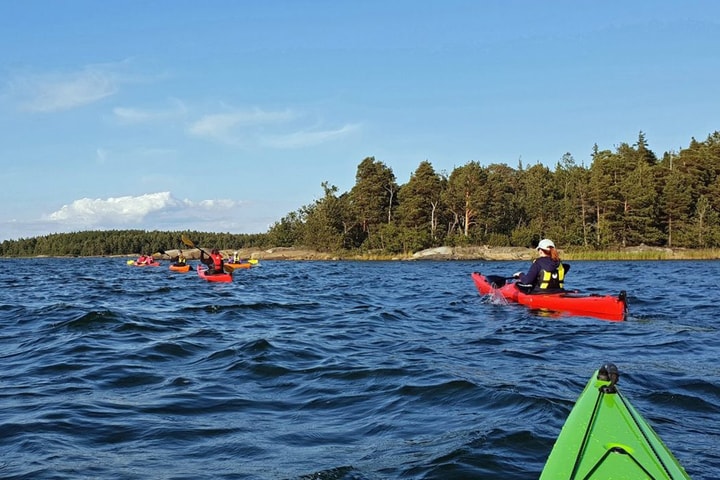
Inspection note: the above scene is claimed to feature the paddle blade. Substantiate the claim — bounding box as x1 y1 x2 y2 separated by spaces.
223 264 235 274
485 275 508 288
181 234 195 248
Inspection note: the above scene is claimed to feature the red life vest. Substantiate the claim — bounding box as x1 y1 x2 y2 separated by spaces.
211 252 223 270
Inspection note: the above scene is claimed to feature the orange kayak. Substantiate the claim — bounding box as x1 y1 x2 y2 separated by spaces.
169 263 190 272
225 262 253 270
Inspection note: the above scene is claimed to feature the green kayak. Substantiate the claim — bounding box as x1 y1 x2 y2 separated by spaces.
540 364 691 479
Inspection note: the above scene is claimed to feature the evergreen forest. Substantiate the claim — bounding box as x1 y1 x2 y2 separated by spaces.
2 130 719 258
266 131 720 253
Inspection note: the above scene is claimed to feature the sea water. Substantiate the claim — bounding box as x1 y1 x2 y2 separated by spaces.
1 258 718 479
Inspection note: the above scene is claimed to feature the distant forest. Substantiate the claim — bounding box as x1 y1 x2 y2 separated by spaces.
2 130 719 258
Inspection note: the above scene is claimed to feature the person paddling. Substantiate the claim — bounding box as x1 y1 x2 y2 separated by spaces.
200 248 225 275
513 239 569 292
172 249 187 266
136 253 153 265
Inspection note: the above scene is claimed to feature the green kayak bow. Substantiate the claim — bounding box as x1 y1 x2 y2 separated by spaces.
540 363 691 479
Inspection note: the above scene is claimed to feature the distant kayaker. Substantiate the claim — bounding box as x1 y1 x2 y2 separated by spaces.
200 248 225 274
231 251 243 263
513 238 569 291
172 250 187 266
136 254 153 265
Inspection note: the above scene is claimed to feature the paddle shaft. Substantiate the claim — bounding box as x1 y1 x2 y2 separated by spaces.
485 275 516 288
181 235 210 257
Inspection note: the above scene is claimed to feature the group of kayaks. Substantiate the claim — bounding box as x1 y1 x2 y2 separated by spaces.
128 250 690 476
129 258 258 283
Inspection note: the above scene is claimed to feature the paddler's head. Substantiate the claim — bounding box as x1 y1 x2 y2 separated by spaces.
537 238 555 255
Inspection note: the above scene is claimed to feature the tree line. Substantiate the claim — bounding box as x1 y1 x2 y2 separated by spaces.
266 131 720 253
0 230 266 258
2 130 719 257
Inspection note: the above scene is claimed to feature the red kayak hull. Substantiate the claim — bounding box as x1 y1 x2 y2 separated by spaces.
197 264 232 283
471 272 627 321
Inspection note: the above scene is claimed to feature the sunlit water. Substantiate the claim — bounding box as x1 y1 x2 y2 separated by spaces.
1 258 718 479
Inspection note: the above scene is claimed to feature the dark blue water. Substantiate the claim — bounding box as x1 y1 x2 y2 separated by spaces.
1 258 718 479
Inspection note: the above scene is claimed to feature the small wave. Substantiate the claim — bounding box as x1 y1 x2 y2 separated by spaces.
295 465 358 480
52 309 121 329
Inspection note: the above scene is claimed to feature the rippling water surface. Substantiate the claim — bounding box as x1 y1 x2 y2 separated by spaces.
1 258 719 479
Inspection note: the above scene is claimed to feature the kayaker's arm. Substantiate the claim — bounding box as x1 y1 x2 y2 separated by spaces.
199 250 212 267
517 262 542 285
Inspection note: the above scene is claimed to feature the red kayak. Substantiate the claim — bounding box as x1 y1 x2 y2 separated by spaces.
197 264 232 283
131 261 160 267
471 272 627 321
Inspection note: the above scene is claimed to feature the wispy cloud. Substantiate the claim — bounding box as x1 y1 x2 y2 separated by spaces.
187 107 296 145
187 106 358 148
113 98 187 124
96 148 109 164
9 64 121 112
261 123 361 148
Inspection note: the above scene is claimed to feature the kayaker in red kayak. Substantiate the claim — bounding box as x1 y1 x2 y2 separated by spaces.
136 253 154 265
200 248 225 275
513 238 569 292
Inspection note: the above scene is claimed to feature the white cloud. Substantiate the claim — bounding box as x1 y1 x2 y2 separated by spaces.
46 192 179 224
41 192 246 231
0 192 272 241
197 199 238 209
11 65 120 112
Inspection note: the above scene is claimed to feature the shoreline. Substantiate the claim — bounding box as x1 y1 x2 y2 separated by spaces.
160 245 720 262
14 245 720 261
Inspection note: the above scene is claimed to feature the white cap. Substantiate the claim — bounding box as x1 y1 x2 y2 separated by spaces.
537 238 555 251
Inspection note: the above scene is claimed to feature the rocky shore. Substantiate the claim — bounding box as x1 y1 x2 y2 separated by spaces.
157 245 539 262
153 244 718 262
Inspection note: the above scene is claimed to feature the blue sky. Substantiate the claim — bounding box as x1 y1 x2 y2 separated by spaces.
2 1 719 242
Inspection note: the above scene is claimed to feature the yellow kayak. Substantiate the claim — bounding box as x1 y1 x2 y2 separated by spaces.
225 259 259 270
